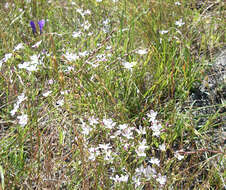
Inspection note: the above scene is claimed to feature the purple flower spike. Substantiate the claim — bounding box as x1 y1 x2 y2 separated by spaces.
30 21 37 34
38 19 45 34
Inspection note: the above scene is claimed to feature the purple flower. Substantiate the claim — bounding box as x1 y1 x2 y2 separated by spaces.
38 19 45 34
30 21 37 34
30 19 45 35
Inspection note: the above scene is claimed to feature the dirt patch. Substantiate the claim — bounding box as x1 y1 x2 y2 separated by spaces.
188 48 225 146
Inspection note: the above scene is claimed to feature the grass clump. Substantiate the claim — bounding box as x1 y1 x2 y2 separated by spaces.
0 0 225 189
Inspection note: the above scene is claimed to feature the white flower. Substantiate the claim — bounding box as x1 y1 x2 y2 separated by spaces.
88 147 100 161
132 176 142 188
76 8 90 17
10 93 27 116
111 175 120 182
76 8 84 16
10 104 19 116
103 118 116 129
84 10 91 15
175 151 184 160
5 2 9 8
111 174 129 183
65 66 74 72
103 19 110 26
151 121 162 137
72 31 82 38
104 149 114 162
135 165 145 176
48 79 54 84
156 174 167 185
175 1 181 6
0 53 13 68
96 0 102 2
18 54 42 72
122 61 137 71
81 20 91 31
119 174 129 182
175 19 185 27
81 122 92 136
136 125 146 135
5 53 13 60
122 128 134 139
18 61 37 71
118 124 128 130
136 49 148 55
30 54 40 63
136 139 148 157
118 124 135 139
17 114 28 127
159 144 166 151
159 30 169 35
14 43 24 51
88 152 96 161
79 51 88 57
144 166 157 179
149 157 160 166
110 130 121 139
98 143 112 151
147 110 157 123
88 116 99 126
64 52 79 62
60 90 68 95
42 91 52 97
18 93 26 104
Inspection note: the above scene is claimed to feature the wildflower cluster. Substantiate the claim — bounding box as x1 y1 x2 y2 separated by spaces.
76 110 167 188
